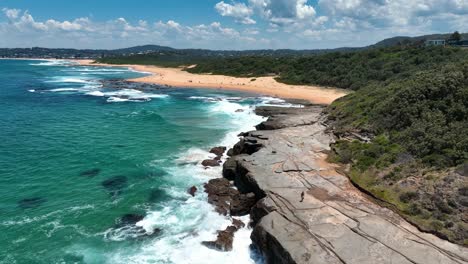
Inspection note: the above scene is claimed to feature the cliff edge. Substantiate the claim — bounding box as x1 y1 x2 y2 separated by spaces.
224 105 468 264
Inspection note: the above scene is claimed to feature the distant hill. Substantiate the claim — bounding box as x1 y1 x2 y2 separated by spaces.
371 33 468 48
113 45 175 53
0 32 465 59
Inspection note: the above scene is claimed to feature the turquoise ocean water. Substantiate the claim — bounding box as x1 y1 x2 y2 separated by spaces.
0 59 297 264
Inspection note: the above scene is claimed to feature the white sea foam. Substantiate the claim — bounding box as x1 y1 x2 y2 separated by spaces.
50 88 79 92
46 77 93 84
28 89 35 93
100 89 169 103
30 60 76 67
258 96 303 108
86 91 105 97
106 98 266 264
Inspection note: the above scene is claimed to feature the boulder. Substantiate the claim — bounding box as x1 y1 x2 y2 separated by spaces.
209 146 227 157
118 213 144 226
187 186 197 197
101 176 128 197
232 218 245 229
18 197 47 209
202 225 238 251
201 159 221 167
205 178 237 215
231 193 257 216
222 158 237 181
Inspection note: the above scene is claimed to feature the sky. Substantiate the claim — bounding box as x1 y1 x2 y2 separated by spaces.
0 0 467 50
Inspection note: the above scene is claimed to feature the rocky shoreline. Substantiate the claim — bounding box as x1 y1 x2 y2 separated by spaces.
204 104 467 263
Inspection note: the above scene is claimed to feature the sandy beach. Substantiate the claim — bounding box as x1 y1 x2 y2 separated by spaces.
74 59 348 104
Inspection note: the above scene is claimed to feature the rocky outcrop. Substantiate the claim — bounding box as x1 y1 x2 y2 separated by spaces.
224 105 468 264
209 146 227 157
202 219 246 252
187 186 197 197
201 159 221 167
204 178 257 216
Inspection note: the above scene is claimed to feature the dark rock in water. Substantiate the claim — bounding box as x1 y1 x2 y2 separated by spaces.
223 158 237 181
232 218 245 229
100 79 166 91
18 197 47 209
204 178 237 215
79 168 101 178
109 213 163 240
101 176 127 196
235 109 244 112
201 159 221 167
204 178 257 216
188 186 198 197
227 148 234 157
202 225 239 251
146 168 168 178
231 192 256 216
231 137 263 156
148 188 167 202
118 213 145 226
210 146 227 158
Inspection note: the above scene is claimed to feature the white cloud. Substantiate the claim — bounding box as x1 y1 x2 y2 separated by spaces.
2 8 20 19
248 0 316 25
318 0 468 30
215 1 256 24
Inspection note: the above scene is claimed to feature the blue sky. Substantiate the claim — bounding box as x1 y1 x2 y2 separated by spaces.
0 0 467 50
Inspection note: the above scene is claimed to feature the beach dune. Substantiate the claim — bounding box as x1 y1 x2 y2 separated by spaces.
75 59 348 105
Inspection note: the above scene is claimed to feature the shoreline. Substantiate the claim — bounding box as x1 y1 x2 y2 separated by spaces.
224 105 468 263
72 59 349 105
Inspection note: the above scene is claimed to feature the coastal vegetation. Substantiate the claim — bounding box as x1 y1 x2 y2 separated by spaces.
325 48 468 245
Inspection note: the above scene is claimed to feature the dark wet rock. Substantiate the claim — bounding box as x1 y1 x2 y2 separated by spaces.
201 225 239 251
100 80 166 91
148 188 167 202
232 218 245 229
18 197 46 209
227 148 234 157
210 146 227 157
230 192 256 216
118 214 145 226
79 168 101 178
204 178 257 216
101 176 127 196
235 109 244 112
231 137 263 156
146 168 168 178
201 159 221 167
109 213 162 240
188 186 198 197
204 178 237 215
223 158 238 181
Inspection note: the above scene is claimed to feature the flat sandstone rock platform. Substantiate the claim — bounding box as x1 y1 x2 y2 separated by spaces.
224 105 468 264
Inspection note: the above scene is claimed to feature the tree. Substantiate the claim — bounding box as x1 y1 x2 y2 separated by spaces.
449 31 461 42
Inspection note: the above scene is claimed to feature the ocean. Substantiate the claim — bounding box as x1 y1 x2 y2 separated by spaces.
0 59 293 263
